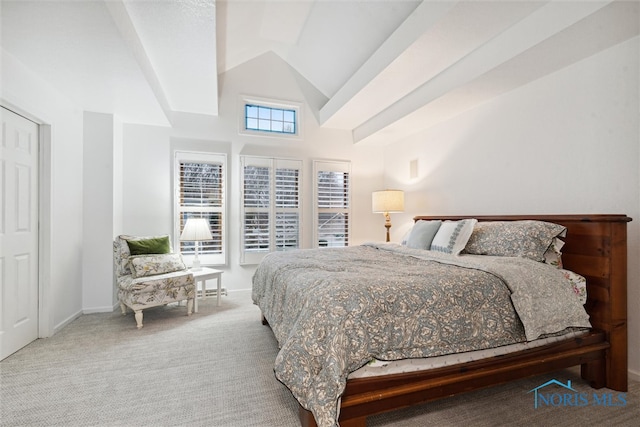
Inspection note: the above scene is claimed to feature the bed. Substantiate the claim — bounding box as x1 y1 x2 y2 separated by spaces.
252 214 630 427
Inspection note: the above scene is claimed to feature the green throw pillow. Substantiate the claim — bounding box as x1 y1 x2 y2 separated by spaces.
126 236 171 256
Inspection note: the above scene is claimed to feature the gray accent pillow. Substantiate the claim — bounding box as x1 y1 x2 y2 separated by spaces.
463 220 567 262
405 220 442 250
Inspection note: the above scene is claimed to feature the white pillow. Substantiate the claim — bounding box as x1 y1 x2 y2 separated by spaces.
430 219 478 255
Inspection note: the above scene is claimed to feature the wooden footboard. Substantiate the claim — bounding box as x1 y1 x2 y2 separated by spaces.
300 332 609 427
297 214 630 427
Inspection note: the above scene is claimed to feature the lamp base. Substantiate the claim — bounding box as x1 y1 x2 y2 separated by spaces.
191 242 202 271
384 212 392 242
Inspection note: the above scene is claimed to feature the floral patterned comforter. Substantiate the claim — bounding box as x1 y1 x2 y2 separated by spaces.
252 243 591 427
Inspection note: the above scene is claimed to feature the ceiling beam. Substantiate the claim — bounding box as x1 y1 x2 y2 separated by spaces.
319 0 457 129
105 0 173 125
352 0 620 145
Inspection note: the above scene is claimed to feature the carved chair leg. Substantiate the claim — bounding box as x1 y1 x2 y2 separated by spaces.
134 310 143 329
187 298 194 316
120 302 127 315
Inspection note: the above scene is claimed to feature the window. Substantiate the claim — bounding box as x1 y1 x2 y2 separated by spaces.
174 152 227 266
239 95 301 139
245 105 296 134
240 156 302 264
313 160 351 248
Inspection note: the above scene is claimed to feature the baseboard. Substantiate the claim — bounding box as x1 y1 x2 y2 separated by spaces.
53 310 82 335
83 306 117 314
629 368 640 382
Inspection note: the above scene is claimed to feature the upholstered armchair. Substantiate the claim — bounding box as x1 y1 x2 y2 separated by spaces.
113 234 195 329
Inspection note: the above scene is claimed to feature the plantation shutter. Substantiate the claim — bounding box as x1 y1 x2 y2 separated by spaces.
175 152 226 265
313 160 351 248
275 167 300 250
240 156 302 264
243 160 271 253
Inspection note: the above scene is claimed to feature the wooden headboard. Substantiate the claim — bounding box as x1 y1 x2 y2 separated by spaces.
413 214 632 391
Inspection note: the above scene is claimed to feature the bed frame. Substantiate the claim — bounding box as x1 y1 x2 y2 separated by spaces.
298 214 631 427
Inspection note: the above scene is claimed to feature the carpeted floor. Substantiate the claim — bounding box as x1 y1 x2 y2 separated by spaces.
1 290 637 427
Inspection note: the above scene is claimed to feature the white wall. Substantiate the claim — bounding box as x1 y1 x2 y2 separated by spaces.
82 111 120 312
382 37 640 377
112 114 123 304
1 49 84 333
122 124 173 234
121 52 385 292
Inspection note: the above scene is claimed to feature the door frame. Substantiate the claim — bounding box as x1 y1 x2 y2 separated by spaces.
38 123 53 337
2 102 53 338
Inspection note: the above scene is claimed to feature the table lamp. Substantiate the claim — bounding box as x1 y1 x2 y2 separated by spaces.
372 189 404 242
180 218 213 271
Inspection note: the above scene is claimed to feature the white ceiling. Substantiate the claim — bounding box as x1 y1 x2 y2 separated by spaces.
1 0 638 144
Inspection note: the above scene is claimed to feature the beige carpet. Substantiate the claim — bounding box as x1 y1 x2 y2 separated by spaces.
1 290 637 427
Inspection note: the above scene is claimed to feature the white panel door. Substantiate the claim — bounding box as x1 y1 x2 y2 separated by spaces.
0 107 39 360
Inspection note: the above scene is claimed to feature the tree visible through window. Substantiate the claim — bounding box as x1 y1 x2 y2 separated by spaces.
245 104 296 134
175 152 226 265
243 164 270 252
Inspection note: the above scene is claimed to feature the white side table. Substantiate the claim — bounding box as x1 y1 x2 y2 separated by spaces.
190 267 223 313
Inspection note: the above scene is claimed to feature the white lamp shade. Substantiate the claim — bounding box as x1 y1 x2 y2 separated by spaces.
372 190 405 213
180 218 213 241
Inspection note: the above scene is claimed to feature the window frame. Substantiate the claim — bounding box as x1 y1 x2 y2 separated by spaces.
173 151 227 266
313 160 351 248
245 104 296 135
238 95 302 140
240 155 303 265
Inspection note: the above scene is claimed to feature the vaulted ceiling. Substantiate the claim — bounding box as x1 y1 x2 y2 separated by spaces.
1 0 638 145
